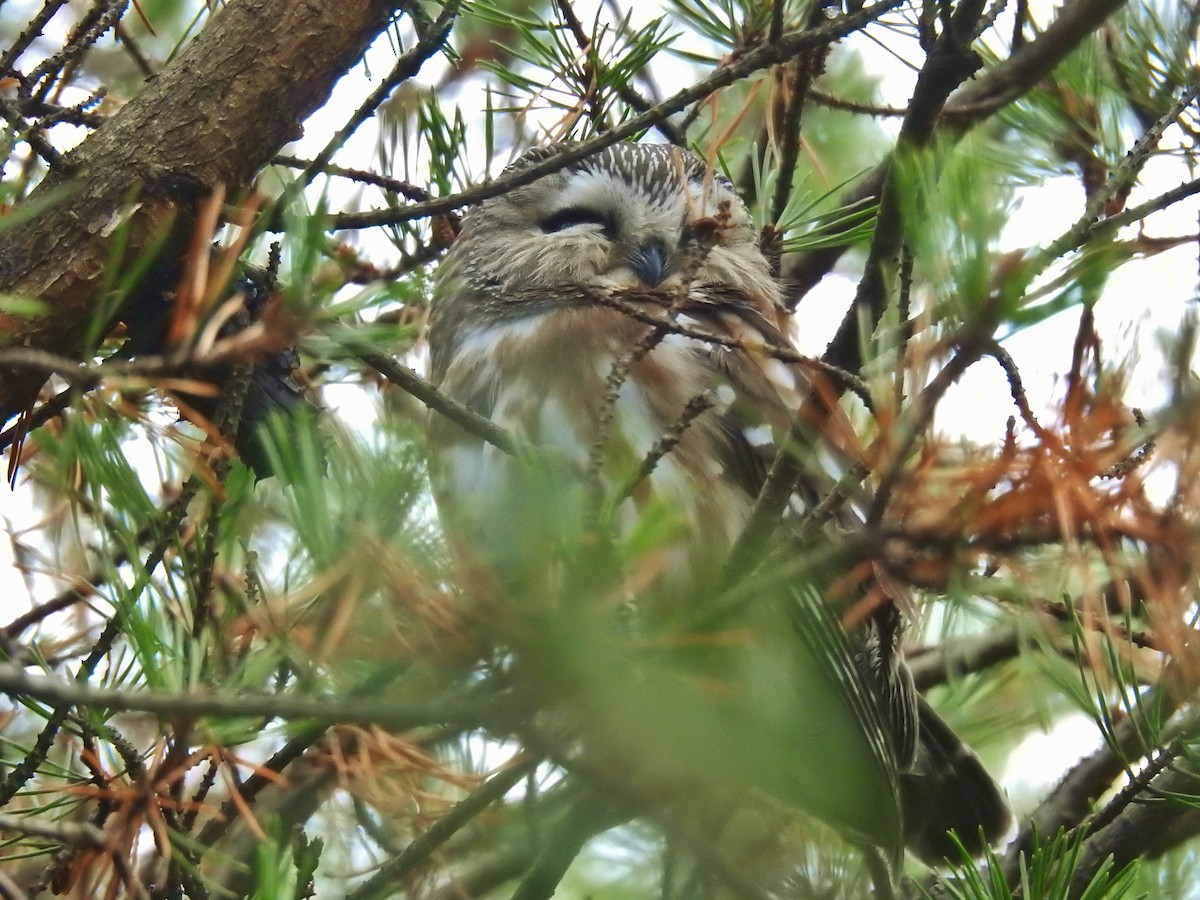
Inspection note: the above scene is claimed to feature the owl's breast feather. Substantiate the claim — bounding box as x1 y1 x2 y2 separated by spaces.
428 305 756 568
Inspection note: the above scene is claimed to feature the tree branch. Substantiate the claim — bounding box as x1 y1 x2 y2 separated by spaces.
1068 745 1200 897
822 0 988 374
907 627 1023 691
0 0 408 424
357 347 518 455
947 0 1128 121
1002 685 1183 883
783 0 1128 308
0 663 491 731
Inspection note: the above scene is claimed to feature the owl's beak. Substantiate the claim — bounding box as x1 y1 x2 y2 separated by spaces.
628 242 669 287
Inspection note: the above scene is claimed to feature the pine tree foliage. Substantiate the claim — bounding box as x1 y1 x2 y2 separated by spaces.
0 1 1199 897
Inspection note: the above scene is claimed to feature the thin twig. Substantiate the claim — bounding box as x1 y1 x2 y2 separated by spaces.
0 0 70 75
0 342 273 386
769 60 810 226
0 663 491 731
181 757 221 833
193 726 329 850
13 94 105 128
292 0 463 193
586 318 673 520
0 813 106 847
2 578 106 643
0 94 65 167
1038 74 1200 268
857 513 1157 566
582 289 874 408
553 0 683 143
20 0 129 102
725 418 806 575
866 331 991 527
795 460 869 538
1085 176 1200 242
346 757 540 900
1035 599 1169 654
617 391 716 501
272 154 433 201
1099 408 1155 480
769 2 836 225
808 88 908 116
113 20 155 79
356 347 517 455
979 337 1052 439
0 384 74 456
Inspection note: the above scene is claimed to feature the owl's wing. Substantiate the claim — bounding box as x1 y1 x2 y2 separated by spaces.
677 290 1012 865
647 288 908 857
684 291 919 746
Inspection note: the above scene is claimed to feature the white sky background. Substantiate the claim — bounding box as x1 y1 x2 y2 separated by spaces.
1 0 1199 881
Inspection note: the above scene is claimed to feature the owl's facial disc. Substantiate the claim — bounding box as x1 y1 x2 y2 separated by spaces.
538 201 668 285
481 145 762 295
538 166 697 288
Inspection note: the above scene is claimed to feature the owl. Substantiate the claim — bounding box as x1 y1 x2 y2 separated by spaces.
426 142 1010 868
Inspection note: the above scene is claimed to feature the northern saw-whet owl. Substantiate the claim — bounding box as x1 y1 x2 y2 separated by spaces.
427 142 1011 868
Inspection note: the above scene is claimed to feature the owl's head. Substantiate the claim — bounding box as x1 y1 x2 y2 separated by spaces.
436 142 777 304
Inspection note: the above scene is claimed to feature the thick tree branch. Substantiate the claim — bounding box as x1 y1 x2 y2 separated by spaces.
1002 686 1183 884
0 0 410 423
822 0 988 374
907 628 1022 692
948 0 1128 120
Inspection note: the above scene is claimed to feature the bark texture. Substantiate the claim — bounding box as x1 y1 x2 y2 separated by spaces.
0 0 405 421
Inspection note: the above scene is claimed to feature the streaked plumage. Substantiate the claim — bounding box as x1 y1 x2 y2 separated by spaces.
427 142 1010 868
429 146 793 570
